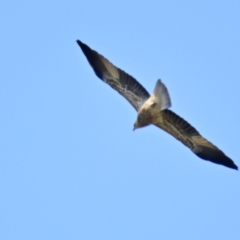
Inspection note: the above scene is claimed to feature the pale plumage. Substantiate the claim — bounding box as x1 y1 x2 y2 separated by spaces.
76 40 238 170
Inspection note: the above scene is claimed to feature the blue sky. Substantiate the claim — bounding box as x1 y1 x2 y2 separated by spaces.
1 1 240 239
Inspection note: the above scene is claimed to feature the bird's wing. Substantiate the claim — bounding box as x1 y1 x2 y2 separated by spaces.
76 40 150 111
154 110 238 170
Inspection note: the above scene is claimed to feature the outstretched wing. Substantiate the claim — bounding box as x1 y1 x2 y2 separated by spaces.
76 40 150 111
154 110 238 170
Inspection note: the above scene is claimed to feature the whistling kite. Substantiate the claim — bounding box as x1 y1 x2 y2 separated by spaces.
76 40 238 170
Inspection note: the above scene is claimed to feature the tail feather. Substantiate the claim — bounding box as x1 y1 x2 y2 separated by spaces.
152 79 171 110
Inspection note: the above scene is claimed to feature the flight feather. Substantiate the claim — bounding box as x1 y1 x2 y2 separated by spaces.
154 110 238 170
76 40 149 111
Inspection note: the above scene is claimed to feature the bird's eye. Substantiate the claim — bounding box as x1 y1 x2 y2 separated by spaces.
151 102 157 108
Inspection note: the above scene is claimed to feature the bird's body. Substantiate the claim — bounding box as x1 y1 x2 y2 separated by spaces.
76 40 238 170
134 79 171 130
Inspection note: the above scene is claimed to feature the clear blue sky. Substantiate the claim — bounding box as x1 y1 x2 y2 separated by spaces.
1 1 240 239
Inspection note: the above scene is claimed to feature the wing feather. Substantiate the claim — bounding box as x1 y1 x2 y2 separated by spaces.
76 40 150 111
154 110 238 170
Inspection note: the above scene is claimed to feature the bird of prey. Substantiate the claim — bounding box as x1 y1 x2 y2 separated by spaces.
76 40 238 170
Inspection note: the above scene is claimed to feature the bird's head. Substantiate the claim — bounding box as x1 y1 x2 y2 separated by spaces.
133 114 150 131
133 98 159 131
133 120 140 131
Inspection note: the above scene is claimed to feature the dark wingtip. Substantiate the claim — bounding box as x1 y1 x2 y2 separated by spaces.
76 39 84 48
195 151 238 171
75 39 106 80
76 39 81 43
76 40 90 52
226 162 238 170
232 163 238 171
76 39 93 57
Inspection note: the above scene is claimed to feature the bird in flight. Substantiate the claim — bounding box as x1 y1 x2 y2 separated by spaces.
76 40 238 170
